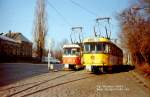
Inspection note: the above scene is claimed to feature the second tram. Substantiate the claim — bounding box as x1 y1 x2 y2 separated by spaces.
62 44 84 70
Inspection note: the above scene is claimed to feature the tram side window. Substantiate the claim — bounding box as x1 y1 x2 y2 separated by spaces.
96 43 109 53
116 49 119 56
84 44 90 53
115 47 118 56
76 48 80 56
69 49 71 55
118 49 122 57
64 48 71 55
110 45 118 56
72 49 76 55
104 44 109 53
96 43 103 52
71 48 80 55
90 44 95 52
112 46 116 55
109 45 113 55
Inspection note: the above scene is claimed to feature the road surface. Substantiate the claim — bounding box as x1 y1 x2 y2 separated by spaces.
0 63 149 97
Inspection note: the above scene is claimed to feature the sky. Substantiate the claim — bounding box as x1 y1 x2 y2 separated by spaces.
0 0 133 47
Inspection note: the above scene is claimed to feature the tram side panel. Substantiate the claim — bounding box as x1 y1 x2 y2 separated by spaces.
63 56 83 69
63 56 81 65
83 53 110 66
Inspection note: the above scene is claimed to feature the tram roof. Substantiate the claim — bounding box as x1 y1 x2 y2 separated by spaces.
83 37 110 43
63 44 81 48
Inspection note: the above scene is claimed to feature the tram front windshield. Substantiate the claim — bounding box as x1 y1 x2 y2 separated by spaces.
64 48 80 55
84 42 109 53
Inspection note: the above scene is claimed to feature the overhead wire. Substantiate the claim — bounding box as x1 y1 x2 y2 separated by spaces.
68 0 100 39
69 0 97 17
46 0 101 41
46 0 72 27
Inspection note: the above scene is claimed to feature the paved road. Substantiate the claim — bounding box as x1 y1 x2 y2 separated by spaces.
0 63 149 97
0 63 48 87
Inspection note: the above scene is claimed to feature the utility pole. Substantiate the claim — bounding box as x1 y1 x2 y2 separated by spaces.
48 39 53 70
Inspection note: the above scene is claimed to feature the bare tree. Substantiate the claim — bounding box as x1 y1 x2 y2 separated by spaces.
33 0 48 62
118 2 150 66
54 39 69 61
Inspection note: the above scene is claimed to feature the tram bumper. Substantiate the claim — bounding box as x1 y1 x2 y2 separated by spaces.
64 64 69 69
85 65 92 71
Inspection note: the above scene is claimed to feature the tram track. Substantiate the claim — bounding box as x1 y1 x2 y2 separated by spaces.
21 74 94 97
3 71 76 97
0 71 75 91
6 70 94 97
1 70 149 97
0 65 149 97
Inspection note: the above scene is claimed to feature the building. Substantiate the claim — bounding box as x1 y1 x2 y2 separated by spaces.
0 31 32 62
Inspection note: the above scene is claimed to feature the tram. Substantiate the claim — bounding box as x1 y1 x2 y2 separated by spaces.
82 37 123 73
62 44 84 70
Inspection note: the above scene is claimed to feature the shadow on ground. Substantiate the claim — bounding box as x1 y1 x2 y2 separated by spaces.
0 63 49 87
91 65 135 75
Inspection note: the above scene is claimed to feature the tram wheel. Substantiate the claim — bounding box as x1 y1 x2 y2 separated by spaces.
92 66 100 73
74 65 79 70
99 67 108 73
